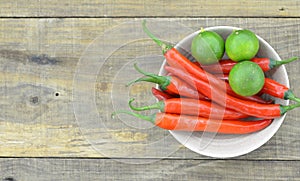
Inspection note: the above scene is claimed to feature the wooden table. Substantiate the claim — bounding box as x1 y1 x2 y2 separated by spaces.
1 1 300 180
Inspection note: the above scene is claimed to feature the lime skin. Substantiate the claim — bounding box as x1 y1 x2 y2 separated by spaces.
191 30 225 65
225 29 259 62
229 61 265 97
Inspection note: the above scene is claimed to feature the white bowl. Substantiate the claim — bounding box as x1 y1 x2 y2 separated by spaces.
159 26 289 158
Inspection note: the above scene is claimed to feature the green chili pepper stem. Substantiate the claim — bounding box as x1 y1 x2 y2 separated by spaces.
291 97 300 103
126 77 159 87
284 90 300 103
142 20 173 55
280 102 300 115
270 57 298 69
133 63 160 79
111 110 156 124
129 98 165 112
127 63 171 90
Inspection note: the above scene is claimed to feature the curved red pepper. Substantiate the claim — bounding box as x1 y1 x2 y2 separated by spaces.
129 97 249 119
200 57 298 74
155 113 272 134
261 78 300 102
113 111 272 134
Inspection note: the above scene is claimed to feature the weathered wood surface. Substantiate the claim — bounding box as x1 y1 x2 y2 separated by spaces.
0 0 299 17
0 158 300 181
1 1 300 180
1 18 300 160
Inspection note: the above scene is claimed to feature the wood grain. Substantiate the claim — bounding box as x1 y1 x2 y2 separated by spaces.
0 0 299 18
0 158 299 180
1 0 300 179
0 18 300 160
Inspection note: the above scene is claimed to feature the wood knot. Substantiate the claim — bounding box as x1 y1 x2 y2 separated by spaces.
30 54 59 65
278 7 285 12
29 96 40 105
3 177 16 181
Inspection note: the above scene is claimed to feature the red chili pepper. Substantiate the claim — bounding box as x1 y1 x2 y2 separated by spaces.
142 21 268 104
261 78 300 102
200 57 298 74
213 74 300 102
128 64 209 100
165 65 300 119
142 20 219 84
252 57 298 71
151 87 174 100
112 111 272 134
200 59 236 74
165 66 270 104
129 98 248 119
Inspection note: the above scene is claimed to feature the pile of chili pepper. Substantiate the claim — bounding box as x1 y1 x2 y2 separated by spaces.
112 20 300 135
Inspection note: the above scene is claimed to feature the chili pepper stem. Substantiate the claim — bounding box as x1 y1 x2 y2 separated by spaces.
291 97 300 103
133 63 163 81
127 76 158 87
129 98 164 111
284 89 300 103
280 102 300 114
111 110 156 124
127 63 171 90
274 57 298 67
142 20 173 54
288 96 300 103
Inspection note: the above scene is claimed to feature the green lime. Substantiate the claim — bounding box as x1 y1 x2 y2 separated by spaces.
191 29 225 65
225 29 259 62
229 61 265 97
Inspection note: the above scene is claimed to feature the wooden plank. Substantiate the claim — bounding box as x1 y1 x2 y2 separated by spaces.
0 158 299 180
0 0 299 18
0 18 300 159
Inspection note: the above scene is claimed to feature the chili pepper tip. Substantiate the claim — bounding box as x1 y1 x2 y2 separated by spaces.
126 78 138 87
111 111 118 119
129 98 135 104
